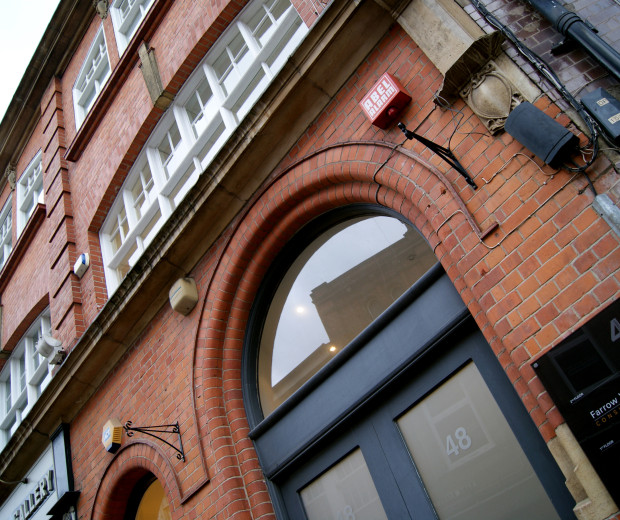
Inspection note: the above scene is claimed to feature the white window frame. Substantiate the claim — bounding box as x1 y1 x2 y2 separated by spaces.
101 0 308 294
73 26 112 128
0 196 12 270
110 0 156 54
0 310 53 450
17 151 44 235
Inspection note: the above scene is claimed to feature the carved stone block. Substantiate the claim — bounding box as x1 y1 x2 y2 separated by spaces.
460 62 524 134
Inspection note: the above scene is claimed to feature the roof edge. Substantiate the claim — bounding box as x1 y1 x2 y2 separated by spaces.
0 0 93 187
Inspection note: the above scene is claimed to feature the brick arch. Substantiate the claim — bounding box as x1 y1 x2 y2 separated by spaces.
91 441 183 520
192 140 492 518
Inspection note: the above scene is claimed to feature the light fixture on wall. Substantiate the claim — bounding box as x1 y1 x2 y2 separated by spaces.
94 0 109 19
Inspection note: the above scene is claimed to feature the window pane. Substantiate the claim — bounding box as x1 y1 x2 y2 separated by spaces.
258 216 436 415
18 152 43 232
271 0 289 20
131 164 154 220
19 356 26 392
185 78 215 136
158 121 182 177
228 31 247 61
4 382 11 412
397 363 561 520
248 7 273 45
0 199 12 268
110 207 129 253
117 0 133 22
300 449 388 520
212 50 233 86
74 27 111 126
135 480 171 520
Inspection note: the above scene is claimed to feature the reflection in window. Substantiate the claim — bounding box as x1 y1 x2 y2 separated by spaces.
134 480 171 520
73 26 111 127
17 151 44 235
0 196 12 269
111 0 155 54
0 310 53 450
258 215 437 416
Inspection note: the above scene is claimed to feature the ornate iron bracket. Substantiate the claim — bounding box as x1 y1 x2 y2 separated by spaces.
124 421 185 462
398 122 478 189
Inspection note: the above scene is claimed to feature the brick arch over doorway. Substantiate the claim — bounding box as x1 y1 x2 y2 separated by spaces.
91 441 182 520
190 141 499 519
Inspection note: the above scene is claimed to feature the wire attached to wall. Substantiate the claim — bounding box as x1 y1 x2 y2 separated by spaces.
0 477 28 485
469 0 601 195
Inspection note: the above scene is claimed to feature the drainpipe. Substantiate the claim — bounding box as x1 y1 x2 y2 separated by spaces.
523 0 620 81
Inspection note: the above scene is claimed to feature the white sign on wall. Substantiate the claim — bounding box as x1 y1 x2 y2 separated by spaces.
0 446 58 520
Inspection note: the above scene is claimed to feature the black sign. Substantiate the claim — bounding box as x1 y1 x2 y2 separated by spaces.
533 299 620 504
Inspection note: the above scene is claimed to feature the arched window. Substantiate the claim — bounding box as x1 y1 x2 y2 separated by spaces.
125 475 171 520
243 205 576 519
254 209 436 416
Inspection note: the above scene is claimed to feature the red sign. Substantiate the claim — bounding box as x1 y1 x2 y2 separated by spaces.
360 73 412 129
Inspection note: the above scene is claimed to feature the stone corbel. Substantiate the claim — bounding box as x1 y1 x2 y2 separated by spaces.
436 31 505 100
459 61 524 134
138 43 175 110
397 0 527 133
5 164 16 190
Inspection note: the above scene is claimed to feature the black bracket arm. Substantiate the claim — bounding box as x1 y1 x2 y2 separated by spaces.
124 421 185 462
398 122 477 189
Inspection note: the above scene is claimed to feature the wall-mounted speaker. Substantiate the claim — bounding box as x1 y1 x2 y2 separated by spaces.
504 101 578 167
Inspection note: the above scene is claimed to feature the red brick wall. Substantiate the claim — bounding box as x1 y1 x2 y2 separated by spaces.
0 101 51 350
40 77 85 346
56 2 253 329
69 21 620 519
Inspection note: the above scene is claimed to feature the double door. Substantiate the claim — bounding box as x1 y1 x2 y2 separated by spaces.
278 328 576 519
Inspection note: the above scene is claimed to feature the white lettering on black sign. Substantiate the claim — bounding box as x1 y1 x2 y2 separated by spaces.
570 392 584 404
590 394 620 426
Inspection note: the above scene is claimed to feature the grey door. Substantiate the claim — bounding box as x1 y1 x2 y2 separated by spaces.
277 324 576 519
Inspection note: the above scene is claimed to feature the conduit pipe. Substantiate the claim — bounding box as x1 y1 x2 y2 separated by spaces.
523 0 620 81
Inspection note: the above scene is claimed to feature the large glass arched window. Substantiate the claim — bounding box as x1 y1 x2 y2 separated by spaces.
255 209 437 416
244 207 577 520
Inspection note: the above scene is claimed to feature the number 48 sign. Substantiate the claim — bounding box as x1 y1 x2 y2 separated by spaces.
431 402 493 468
446 427 472 457
611 317 620 343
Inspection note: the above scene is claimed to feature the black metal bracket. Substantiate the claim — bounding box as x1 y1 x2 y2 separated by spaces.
398 122 477 189
551 37 576 56
124 421 185 462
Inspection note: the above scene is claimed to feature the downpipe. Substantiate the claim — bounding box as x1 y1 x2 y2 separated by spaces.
523 0 620 81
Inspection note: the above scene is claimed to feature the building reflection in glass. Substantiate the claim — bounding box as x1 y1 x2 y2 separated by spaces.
258 215 437 416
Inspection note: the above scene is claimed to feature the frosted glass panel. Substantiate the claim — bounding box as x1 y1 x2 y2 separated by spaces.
300 449 388 520
397 363 561 520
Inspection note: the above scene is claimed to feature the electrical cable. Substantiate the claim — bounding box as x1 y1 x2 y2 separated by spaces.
0 477 28 485
469 0 601 194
